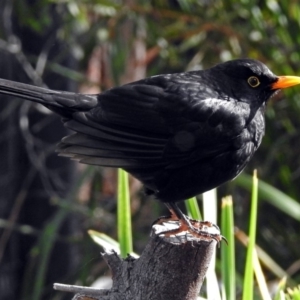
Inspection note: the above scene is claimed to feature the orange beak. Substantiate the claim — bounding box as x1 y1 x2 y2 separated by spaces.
271 75 300 90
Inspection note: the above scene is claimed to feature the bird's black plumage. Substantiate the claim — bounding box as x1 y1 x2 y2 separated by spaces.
0 59 299 207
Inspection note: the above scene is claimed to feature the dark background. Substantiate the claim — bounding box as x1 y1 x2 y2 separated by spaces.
0 0 299 299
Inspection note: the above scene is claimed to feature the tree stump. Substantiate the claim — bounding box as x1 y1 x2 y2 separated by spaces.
54 220 222 300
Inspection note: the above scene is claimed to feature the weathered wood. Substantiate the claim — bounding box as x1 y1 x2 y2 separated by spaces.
55 220 221 300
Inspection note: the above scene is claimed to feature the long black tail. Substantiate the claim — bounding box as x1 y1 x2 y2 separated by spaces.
0 78 98 117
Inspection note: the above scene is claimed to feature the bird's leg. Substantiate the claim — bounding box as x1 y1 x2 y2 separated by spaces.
152 203 182 225
154 202 223 243
165 202 196 232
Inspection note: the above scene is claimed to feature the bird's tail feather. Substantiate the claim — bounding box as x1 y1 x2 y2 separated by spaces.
0 78 98 117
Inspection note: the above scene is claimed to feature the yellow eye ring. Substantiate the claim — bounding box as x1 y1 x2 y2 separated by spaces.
248 76 260 88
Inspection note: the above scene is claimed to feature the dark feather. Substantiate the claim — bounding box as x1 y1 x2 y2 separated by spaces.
0 59 282 202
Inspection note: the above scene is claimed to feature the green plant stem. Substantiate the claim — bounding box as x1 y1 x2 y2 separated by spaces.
185 197 202 220
242 170 259 300
117 169 133 258
221 196 236 300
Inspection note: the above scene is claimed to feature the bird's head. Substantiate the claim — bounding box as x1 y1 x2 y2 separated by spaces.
211 59 300 107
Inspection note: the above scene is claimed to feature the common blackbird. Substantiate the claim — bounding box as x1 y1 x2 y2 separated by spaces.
1 59 300 236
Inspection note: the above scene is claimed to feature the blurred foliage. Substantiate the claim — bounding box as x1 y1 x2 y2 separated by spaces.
0 0 300 299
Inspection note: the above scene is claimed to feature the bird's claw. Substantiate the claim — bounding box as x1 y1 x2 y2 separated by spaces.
153 214 224 245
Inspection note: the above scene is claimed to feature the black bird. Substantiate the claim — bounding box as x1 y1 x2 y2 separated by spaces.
1 59 300 236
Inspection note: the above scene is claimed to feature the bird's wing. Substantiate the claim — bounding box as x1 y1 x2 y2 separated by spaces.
57 79 171 169
58 72 252 172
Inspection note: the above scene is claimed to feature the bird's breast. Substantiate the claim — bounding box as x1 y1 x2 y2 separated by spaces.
227 105 265 171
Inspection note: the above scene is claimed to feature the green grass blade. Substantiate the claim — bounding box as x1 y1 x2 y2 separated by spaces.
252 248 272 300
185 197 202 220
235 173 300 221
236 228 291 281
21 166 96 300
221 196 236 300
242 170 259 300
88 230 139 258
117 169 133 258
273 278 287 300
89 229 121 253
31 209 68 300
286 286 300 300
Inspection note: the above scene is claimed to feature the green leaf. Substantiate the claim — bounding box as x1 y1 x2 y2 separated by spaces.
235 173 300 221
88 230 139 258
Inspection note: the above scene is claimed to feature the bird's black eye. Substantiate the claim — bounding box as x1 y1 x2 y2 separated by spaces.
247 76 260 88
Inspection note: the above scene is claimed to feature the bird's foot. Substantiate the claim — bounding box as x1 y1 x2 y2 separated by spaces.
152 214 226 245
